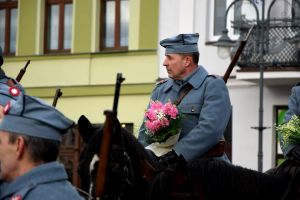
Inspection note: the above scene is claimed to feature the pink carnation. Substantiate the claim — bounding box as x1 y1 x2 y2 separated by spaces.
149 100 163 110
145 110 157 121
144 100 181 142
163 102 178 119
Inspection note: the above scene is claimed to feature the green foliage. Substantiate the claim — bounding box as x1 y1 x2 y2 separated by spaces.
276 115 300 148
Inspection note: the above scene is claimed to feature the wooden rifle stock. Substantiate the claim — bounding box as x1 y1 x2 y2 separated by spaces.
52 88 63 107
16 60 30 82
223 25 254 83
95 73 125 198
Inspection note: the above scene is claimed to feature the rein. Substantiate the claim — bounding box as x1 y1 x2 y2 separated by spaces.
76 187 93 199
110 130 135 200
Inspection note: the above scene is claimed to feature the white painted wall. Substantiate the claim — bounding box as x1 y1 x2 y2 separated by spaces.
158 0 297 171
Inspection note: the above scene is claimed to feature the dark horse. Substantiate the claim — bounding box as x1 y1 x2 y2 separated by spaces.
77 115 299 200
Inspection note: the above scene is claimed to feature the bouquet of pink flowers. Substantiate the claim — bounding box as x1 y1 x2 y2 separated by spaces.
144 100 181 143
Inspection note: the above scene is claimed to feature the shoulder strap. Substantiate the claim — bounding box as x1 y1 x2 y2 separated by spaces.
3 184 36 200
173 84 193 106
173 74 217 106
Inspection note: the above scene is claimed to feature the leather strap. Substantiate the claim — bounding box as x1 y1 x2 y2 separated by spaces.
202 140 225 158
6 78 16 87
173 84 193 106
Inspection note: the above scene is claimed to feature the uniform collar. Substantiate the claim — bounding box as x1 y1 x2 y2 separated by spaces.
0 161 68 198
163 65 208 92
188 65 208 89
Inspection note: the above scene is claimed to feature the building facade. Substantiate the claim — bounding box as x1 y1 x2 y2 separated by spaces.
1 0 300 180
158 0 300 171
1 0 159 186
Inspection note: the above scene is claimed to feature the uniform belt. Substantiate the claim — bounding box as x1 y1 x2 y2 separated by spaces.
202 140 225 158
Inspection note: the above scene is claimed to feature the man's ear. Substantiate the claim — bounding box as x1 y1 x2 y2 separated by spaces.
183 55 193 67
15 136 26 159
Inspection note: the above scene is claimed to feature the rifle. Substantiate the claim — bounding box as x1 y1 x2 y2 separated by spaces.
95 73 125 198
52 88 63 107
223 25 254 83
16 60 30 82
222 25 255 161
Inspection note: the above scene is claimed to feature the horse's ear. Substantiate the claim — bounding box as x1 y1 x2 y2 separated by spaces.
78 115 94 143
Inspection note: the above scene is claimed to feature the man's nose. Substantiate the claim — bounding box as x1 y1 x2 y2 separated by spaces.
163 58 168 66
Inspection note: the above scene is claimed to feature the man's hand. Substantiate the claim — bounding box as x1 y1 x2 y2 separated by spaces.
158 150 181 167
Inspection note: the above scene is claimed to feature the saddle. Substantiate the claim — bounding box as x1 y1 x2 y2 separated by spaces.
202 140 225 158
265 146 300 199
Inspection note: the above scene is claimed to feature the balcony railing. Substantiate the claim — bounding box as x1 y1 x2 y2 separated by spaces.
234 19 300 70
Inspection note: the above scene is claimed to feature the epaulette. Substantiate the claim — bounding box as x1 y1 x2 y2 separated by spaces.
207 74 221 78
155 78 168 86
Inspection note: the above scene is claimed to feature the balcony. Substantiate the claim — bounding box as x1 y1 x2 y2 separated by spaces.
235 19 300 85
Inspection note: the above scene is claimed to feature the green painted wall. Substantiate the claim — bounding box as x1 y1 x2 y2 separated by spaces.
128 0 140 50
2 50 157 87
138 0 158 49
2 0 159 134
129 0 158 50
41 94 151 134
73 0 93 53
18 0 38 55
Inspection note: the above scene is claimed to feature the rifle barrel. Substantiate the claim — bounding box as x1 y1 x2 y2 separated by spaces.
94 73 125 198
112 73 125 116
52 88 63 107
16 60 30 82
223 25 255 83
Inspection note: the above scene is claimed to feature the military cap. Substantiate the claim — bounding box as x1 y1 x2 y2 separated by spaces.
0 93 74 142
0 84 21 106
0 69 25 93
160 33 199 54
0 46 3 67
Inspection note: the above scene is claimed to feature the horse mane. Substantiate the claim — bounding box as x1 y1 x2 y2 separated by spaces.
186 159 289 200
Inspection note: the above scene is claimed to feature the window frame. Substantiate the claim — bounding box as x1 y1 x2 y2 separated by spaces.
44 0 72 54
100 0 128 51
207 0 245 42
0 0 18 55
274 105 288 166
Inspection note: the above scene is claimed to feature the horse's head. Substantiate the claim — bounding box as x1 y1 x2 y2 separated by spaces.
77 115 158 200
77 115 102 196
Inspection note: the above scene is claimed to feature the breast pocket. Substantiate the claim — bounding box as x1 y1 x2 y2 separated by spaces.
180 104 201 117
179 104 202 134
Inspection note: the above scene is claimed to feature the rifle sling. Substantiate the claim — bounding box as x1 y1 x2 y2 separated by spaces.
174 84 193 106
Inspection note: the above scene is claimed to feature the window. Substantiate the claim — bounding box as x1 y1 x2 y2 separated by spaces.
100 0 129 50
275 106 288 166
292 0 300 19
45 0 72 53
208 0 254 41
0 0 18 55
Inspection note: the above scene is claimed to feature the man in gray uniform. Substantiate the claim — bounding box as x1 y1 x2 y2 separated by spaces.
138 33 231 165
0 93 84 200
0 46 3 67
281 84 300 159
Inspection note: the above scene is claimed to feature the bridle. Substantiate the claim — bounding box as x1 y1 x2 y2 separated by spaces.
94 124 137 200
